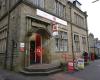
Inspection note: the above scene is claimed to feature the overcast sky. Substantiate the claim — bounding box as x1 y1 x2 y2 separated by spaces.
78 0 100 39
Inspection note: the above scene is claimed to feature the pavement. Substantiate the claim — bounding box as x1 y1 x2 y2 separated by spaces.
48 73 83 80
1 60 100 80
0 69 83 80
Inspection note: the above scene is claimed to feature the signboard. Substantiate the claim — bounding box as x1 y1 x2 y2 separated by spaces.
20 43 25 52
52 23 58 32
52 32 58 36
52 23 58 36
68 61 74 72
36 9 67 26
77 58 84 69
20 43 25 48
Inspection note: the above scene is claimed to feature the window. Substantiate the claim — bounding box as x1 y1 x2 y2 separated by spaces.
82 37 86 50
55 31 68 52
74 12 84 27
0 26 7 53
29 0 44 8
55 0 66 18
74 34 80 52
0 1 1 10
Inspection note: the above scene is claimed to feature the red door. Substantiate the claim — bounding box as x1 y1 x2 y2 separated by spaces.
35 34 42 63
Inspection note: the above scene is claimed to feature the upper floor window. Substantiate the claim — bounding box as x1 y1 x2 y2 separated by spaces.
0 1 1 10
0 26 7 53
55 31 68 52
55 0 66 18
74 34 80 52
30 0 44 8
74 12 84 27
82 37 87 50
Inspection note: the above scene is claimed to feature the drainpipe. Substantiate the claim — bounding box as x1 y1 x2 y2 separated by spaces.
10 40 15 71
4 0 10 69
85 12 89 53
69 5 75 61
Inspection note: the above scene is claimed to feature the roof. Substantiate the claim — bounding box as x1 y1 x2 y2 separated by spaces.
75 0 82 5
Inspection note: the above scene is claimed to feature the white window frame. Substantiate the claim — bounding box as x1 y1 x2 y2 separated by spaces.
55 0 65 18
73 34 80 52
55 31 68 52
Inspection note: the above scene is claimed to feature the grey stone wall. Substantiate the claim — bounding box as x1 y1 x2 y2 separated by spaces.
0 0 88 70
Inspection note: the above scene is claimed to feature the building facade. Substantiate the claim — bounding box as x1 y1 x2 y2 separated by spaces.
89 33 100 57
0 0 88 71
68 1 88 59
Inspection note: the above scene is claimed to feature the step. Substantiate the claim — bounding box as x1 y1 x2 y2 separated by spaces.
24 65 61 72
20 68 62 76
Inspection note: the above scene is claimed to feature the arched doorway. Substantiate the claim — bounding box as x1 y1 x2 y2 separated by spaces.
30 33 42 64
29 28 51 64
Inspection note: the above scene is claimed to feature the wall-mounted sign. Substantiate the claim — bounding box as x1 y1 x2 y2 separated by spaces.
52 23 58 36
20 43 25 48
36 9 67 26
20 43 25 52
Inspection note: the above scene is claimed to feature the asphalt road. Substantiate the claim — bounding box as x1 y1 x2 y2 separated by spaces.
69 59 100 80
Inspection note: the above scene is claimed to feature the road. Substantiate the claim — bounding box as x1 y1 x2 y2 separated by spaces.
0 60 100 80
68 60 100 80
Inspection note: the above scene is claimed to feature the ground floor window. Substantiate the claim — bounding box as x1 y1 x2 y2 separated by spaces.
73 34 80 52
55 31 68 52
0 26 7 53
82 37 87 51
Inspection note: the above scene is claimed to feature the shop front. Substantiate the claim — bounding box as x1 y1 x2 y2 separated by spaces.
23 9 68 68
25 26 52 66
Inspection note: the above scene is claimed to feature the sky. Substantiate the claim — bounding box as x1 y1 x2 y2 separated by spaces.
78 0 100 39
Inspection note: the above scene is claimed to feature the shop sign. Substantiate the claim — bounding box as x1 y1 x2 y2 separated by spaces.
52 23 58 32
20 43 25 52
68 61 74 72
36 9 67 26
52 23 58 36
20 43 25 48
77 58 84 69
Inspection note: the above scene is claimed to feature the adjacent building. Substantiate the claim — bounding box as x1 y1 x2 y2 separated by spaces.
89 33 100 57
0 0 88 71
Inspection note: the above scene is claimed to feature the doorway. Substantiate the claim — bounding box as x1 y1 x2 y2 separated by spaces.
30 33 42 64
30 41 35 64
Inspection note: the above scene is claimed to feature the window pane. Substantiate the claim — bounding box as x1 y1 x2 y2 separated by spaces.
55 31 68 52
55 0 65 18
74 34 80 52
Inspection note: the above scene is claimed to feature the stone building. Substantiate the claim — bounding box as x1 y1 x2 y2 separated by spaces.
67 0 88 59
89 33 100 57
0 0 88 71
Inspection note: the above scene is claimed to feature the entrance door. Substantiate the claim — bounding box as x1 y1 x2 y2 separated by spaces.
30 41 35 64
30 33 42 64
35 34 42 63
